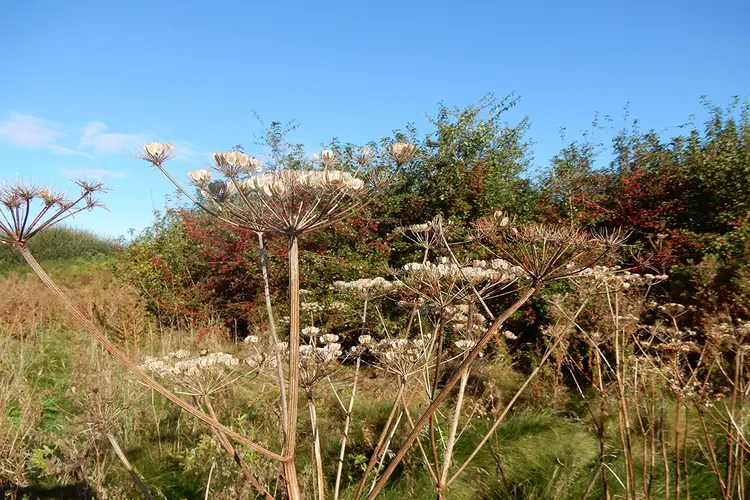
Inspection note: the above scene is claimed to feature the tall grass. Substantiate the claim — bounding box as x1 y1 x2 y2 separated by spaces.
0 226 122 273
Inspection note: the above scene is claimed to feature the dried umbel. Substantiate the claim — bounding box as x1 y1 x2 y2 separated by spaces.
333 276 401 300
274 335 344 389
444 303 489 337
389 141 418 166
0 180 105 245
188 169 212 186
139 141 375 236
139 141 175 164
706 320 750 349
203 168 368 235
657 302 692 321
364 336 434 380
474 217 627 285
140 350 263 396
355 146 376 166
212 151 263 178
394 216 444 250
573 265 668 290
313 149 339 168
298 340 343 388
400 257 521 311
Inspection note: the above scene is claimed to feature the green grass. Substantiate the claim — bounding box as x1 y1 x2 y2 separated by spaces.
0 264 740 499
0 226 122 273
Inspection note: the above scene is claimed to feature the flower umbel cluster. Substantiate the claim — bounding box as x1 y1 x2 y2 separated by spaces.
333 277 402 300
359 335 434 380
138 141 380 236
394 216 444 250
140 350 261 396
400 257 522 312
474 216 627 284
0 180 105 245
574 265 668 290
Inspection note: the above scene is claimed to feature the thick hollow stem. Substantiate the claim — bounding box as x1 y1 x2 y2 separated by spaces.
282 235 301 499
429 320 446 483
334 357 361 500
366 288 535 499
107 433 154 500
16 245 284 462
258 232 289 438
438 366 470 496
307 392 325 500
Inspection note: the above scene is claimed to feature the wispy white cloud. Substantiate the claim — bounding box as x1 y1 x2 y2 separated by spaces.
62 168 127 180
0 112 175 158
169 140 202 162
49 145 94 157
78 121 145 154
0 113 64 148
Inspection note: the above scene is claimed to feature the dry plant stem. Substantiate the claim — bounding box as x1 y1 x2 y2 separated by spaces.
606 286 636 500
446 309 564 486
332 296 368 500
307 393 325 500
660 392 670 500
682 406 690 500
594 350 611 500
489 432 514 496
205 461 215 500
201 396 274 500
107 433 154 500
258 231 289 438
649 391 657 498
368 412 405 497
674 361 682 500
353 382 406 500
583 468 602 499
16 244 285 462
437 366 470 498
332 357 360 500
726 348 742 497
633 379 651 500
429 320 446 484
438 303 476 496
282 235 302 499
367 288 535 499
399 391 439 485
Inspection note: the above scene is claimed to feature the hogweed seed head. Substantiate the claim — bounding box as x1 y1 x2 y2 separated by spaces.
389 141 417 166
333 277 401 300
0 180 106 246
188 169 212 186
204 180 235 202
212 151 262 177
355 146 375 165
140 142 174 164
201 168 371 234
302 326 321 338
320 333 339 344
314 149 338 168
140 350 260 396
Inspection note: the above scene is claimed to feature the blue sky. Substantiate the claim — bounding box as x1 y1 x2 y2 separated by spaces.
1 0 748 238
